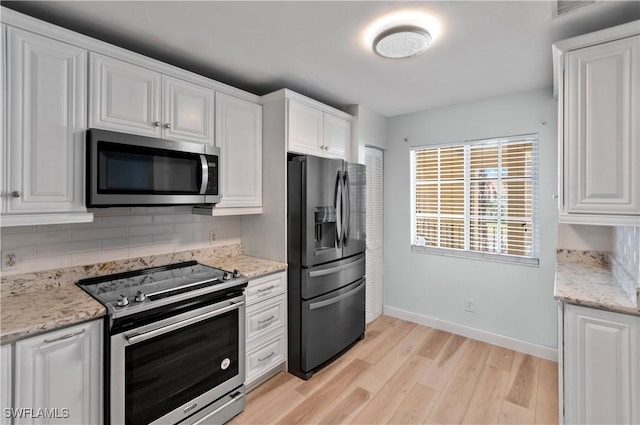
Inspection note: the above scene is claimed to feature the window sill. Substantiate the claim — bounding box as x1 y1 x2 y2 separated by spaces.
410 245 540 267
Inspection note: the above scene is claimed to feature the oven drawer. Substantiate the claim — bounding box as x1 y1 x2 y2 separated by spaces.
246 294 286 343
246 330 285 383
245 272 286 305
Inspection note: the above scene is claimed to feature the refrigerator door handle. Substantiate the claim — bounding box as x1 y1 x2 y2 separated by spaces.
343 170 351 246
334 170 342 249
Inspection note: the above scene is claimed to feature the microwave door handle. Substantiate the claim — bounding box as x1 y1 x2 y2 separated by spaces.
334 170 342 249
199 154 209 195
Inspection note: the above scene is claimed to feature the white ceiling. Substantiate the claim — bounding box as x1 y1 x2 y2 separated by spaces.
4 1 640 117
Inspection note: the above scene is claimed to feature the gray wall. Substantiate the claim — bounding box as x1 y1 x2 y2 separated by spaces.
346 104 388 163
384 88 559 348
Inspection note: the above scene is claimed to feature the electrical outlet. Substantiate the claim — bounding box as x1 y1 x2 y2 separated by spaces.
209 231 217 243
1 250 20 271
464 297 475 312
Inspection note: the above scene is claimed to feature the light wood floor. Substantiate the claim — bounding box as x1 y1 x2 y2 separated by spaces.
231 315 559 425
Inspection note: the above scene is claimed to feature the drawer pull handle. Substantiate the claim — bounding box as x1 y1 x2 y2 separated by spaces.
258 351 276 363
43 329 85 344
257 285 275 295
258 315 275 326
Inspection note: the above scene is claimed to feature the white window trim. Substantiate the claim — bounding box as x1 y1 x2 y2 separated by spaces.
410 133 540 266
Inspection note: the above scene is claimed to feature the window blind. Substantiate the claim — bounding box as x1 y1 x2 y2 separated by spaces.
411 135 539 262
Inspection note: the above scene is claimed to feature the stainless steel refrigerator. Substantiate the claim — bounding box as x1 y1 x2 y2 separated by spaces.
287 154 366 380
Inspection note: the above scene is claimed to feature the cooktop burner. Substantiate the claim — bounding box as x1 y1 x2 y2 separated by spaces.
77 261 247 318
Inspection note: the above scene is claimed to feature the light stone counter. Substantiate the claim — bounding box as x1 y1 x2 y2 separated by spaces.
0 244 286 343
202 255 287 278
554 250 639 317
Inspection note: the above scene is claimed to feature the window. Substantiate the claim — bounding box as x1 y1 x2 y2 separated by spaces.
410 134 539 264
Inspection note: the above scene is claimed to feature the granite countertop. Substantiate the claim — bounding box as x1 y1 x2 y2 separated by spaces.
1 246 287 344
202 255 287 278
554 250 639 317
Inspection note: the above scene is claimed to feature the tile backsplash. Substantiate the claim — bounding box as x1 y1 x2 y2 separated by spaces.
1 207 241 276
612 226 640 291
557 224 613 251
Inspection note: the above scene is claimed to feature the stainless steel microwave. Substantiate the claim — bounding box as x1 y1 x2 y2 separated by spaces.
87 129 220 207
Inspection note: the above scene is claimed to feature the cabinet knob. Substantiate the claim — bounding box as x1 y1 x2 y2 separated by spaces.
552 195 559 199
164 123 172 129
324 146 329 150
153 121 161 127
12 191 22 198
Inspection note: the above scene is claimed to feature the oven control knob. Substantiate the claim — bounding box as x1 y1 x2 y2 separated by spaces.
222 271 232 281
232 269 241 278
134 291 146 302
117 294 129 307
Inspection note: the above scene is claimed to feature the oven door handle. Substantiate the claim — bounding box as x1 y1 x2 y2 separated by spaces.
125 301 244 345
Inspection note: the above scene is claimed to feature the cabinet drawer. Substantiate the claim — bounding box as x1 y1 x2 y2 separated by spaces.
246 331 285 383
245 272 286 305
246 295 285 342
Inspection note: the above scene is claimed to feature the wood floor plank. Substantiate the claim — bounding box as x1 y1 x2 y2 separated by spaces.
487 345 516 371
419 334 469 391
461 365 511 424
357 324 432 393
350 354 432 424
499 400 536 425
417 328 452 359
232 374 305 425
277 359 369 425
356 319 416 365
534 359 559 425
386 382 439 425
316 386 371 425
429 339 492 425
234 316 558 425
505 353 540 410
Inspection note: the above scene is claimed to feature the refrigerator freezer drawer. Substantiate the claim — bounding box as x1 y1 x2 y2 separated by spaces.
301 278 365 372
301 253 365 300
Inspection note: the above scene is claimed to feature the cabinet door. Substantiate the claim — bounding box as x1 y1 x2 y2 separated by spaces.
215 93 262 207
288 99 324 156
15 320 103 425
1 344 11 425
1 25 6 215
565 35 639 215
90 53 161 137
564 304 639 425
162 76 215 145
323 113 350 159
6 28 87 214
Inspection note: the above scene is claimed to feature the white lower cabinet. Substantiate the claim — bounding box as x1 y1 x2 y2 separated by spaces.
245 272 287 390
563 303 640 425
14 320 103 425
1 344 11 425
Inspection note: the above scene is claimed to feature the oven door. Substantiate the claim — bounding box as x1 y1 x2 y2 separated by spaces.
110 295 245 425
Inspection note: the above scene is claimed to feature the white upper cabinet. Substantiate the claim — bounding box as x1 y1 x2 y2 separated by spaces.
288 99 325 156
286 97 352 160
90 53 215 145
554 23 640 225
89 53 161 137
163 76 215 145
323 112 350 159
3 27 92 225
215 93 262 210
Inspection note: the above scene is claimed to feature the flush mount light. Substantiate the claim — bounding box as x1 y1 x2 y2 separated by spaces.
372 25 432 59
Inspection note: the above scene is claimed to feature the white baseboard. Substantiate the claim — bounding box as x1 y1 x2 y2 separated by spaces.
383 305 558 362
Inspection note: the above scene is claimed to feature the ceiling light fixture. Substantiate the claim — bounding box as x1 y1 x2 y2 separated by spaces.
372 25 432 59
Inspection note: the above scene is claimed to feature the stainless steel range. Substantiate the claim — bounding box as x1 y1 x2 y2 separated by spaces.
77 261 248 425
